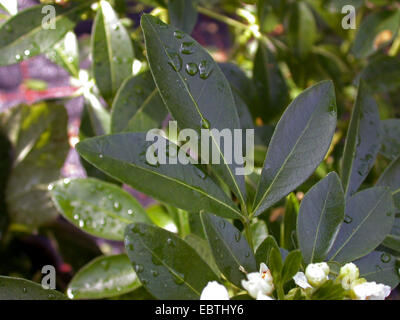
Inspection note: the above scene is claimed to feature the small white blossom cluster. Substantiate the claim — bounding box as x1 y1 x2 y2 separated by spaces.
200 261 392 300
293 262 392 300
200 263 275 300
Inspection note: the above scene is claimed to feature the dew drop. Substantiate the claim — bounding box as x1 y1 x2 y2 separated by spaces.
24 49 31 57
113 202 121 211
99 154 104 159
185 63 198 76
127 209 134 216
15 54 22 62
344 215 352 224
135 264 144 273
167 51 182 72
151 270 159 277
195 168 206 179
67 288 76 299
173 30 184 39
218 220 226 229
380 252 391 263
201 118 210 129
79 220 85 228
198 60 213 79
234 231 241 242
22 287 27 294
180 42 195 54
101 260 110 270
167 238 175 247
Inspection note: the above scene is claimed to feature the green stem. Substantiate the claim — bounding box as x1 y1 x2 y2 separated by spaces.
244 220 254 252
276 285 285 300
197 6 249 31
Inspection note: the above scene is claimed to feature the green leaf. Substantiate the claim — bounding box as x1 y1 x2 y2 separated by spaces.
201 213 257 288
250 219 268 251
281 250 302 284
354 251 400 288
341 81 381 198
0 2 91 66
376 156 400 211
2 103 69 229
268 247 283 282
83 93 111 136
76 132 242 219
328 187 395 263
253 41 289 121
124 223 218 300
219 62 256 109
287 1 317 59
282 193 299 251
92 0 134 102
46 31 79 77
67 254 140 300
382 235 400 253
297 172 345 264
185 234 220 275
141 14 246 206
50 178 151 241
146 204 178 232
380 119 400 160
360 56 400 94
311 279 346 300
0 276 67 300
111 71 168 133
252 81 337 216
168 0 198 34
231 88 254 131
352 10 400 59
255 235 280 266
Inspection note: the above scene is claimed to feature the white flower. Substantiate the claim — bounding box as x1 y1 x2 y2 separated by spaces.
256 292 275 300
305 262 329 287
241 263 274 299
352 281 391 300
200 281 230 300
338 263 360 290
293 272 313 289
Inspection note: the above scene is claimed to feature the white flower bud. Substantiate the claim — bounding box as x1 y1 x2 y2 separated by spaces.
241 263 274 299
339 263 360 290
305 262 329 287
351 281 391 300
200 281 230 300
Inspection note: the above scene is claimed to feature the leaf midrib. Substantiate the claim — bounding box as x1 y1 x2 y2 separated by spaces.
310 181 332 263
144 16 245 206
253 96 328 214
83 147 243 218
329 191 387 261
130 231 201 297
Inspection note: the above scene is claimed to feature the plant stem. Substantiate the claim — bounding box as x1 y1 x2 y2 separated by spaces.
276 285 285 300
197 6 249 31
244 220 254 252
